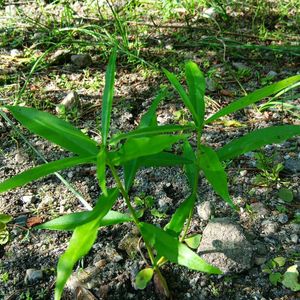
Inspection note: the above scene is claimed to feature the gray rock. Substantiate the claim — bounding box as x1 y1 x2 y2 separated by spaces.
56 91 79 113
197 201 213 221
267 70 277 78
205 78 217 92
71 54 92 68
232 62 248 71
290 234 298 244
201 7 217 19
5 5 17 16
14 151 28 164
254 256 267 265
197 218 253 273
277 214 289 224
10 49 22 57
250 202 269 217
14 215 27 226
25 269 43 284
261 220 278 235
20 195 34 204
284 158 300 174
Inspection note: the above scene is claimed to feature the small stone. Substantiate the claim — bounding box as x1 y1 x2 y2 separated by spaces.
71 54 92 68
198 218 253 273
277 214 289 224
205 78 217 92
254 256 267 265
284 158 300 174
67 171 74 179
105 247 122 262
232 62 248 71
118 233 140 258
290 234 298 244
197 201 213 221
5 5 17 16
56 91 80 113
261 220 278 235
250 203 269 217
240 170 247 176
10 49 22 57
201 7 217 19
20 195 34 204
25 269 43 284
266 70 277 78
14 151 28 164
14 215 27 226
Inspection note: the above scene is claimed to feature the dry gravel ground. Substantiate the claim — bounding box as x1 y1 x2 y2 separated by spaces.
1 1 300 299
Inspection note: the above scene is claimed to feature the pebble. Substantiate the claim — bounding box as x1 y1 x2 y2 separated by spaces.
240 170 247 176
277 214 289 224
261 220 278 235
14 215 27 227
205 78 217 92
232 62 248 71
254 256 267 265
14 151 28 164
56 91 80 113
71 54 92 68
266 70 277 78
10 49 22 57
250 202 269 217
20 195 34 204
290 234 298 244
197 201 213 221
201 7 217 19
24 269 43 284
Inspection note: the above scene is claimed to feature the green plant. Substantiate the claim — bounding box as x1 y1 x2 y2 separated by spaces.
0 213 13 245
1 49 300 299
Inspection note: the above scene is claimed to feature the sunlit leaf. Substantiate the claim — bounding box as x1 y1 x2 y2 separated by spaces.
5 106 98 156
135 268 154 289
0 214 12 224
282 265 300 292
96 147 107 196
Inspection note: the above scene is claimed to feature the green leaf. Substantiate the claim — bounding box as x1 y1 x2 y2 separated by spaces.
278 188 293 203
269 272 282 286
199 145 236 209
0 214 12 224
0 229 9 245
273 257 286 267
123 159 139 192
139 89 167 128
139 222 222 274
184 234 202 249
282 265 300 292
101 48 117 146
183 141 197 191
135 268 154 290
0 156 96 194
6 106 98 156
205 74 300 124
164 194 196 236
55 189 118 300
150 208 167 219
217 125 300 161
141 152 192 167
163 68 200 125
185 61 205 126
96 147 107 196
112 135 187 165
110 124 194 145
36 210 131 231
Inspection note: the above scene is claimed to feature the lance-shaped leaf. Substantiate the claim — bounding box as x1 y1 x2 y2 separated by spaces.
185 61 205 126
96 147 107 196
199 145 236 209
164 194 196 236
36 210 131 231
101 48 117 146
163 68 200 125
110 124 194 145
6 106 98 156
123 159 139 192
55 188 119 300
0 156 96 193
217 125 300 161
139 222 221 274
183 141 198 191
139 89 167 128
205 74 300 124
111 135 187 165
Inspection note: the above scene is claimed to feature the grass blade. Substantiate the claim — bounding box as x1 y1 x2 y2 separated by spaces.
101 48 117 146
36 210 131 231
5 106 98 156
55 189 119 300
163 68 200 125
217 125 300 161
199 145 236 209
205 75 300 124
110 124 194 145
0 156 96 193
185 61 205 126
183 141 198 191
96 147 107 196
112 135 187 165
139 222 221 274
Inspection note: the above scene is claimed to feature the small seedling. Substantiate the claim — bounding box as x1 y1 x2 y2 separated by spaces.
1 49 300 299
